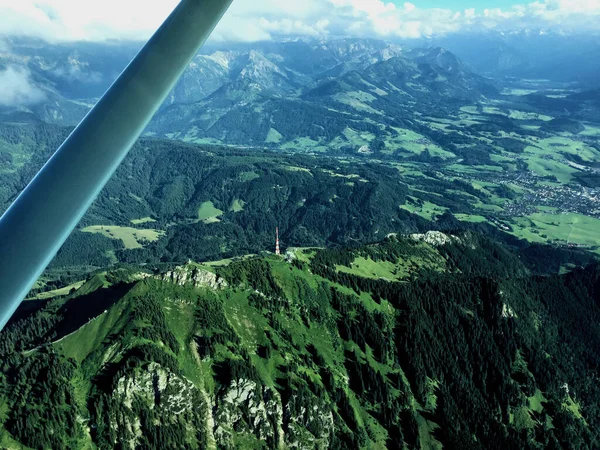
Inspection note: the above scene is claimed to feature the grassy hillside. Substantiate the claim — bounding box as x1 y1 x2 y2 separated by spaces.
1 233 599 449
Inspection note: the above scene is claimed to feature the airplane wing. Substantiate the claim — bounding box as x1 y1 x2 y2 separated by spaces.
0 0 233 331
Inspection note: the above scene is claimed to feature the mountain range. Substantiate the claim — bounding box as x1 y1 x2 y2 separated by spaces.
422 31 600 86
0 38 495 140
1 233 599 449
3 33 599 155
1 32 600 450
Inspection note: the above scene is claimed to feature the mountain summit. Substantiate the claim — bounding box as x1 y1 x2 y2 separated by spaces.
0 234 598 449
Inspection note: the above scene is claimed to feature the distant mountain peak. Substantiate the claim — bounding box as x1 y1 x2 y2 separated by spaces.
374 44 403 61
204 50 238 70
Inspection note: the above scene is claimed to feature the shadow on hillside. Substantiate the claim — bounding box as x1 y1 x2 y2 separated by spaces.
8 299 50 325
50 282 134 341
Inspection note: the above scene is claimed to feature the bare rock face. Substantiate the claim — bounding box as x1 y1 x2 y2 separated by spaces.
284 394 334 450
410 231 460 247
214 379 284 449
110 363 206 449
160 263 228 290
212 378 334 450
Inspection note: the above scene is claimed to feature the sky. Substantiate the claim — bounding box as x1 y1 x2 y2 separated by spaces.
403 0 520 9
0 0 599 43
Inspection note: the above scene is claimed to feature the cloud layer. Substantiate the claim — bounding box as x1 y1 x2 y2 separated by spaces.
0 66 46 107
0 0 599 42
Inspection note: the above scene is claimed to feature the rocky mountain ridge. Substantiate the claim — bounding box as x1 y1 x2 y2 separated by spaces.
0 233 598 449
0 38 497 150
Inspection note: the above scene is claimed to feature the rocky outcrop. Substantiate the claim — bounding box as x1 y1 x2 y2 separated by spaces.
502 303 518 319
111 363 205 449
159 263 227 290
284 395 334 449
214 379 284 449
212 377 334 449
410 231 460 247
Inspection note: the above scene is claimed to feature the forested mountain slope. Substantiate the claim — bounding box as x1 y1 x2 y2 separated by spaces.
0 233 598 449
1 121 596 288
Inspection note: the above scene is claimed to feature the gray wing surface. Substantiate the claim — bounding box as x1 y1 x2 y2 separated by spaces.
0 0 234 331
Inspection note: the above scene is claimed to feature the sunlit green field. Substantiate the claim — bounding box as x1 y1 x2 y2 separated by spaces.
32 280 86 300
197 201 224 223
336 257 403 280
230 199 245 212
402 200 448 220
130 217 156 225
510 213 600 248
82 226 165 249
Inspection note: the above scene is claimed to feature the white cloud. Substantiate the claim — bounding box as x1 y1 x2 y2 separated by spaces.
257 18 330 38
0 66 46 107
0 0 599 43
404 3 416 14
0 0 176 41
209 0 330 42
